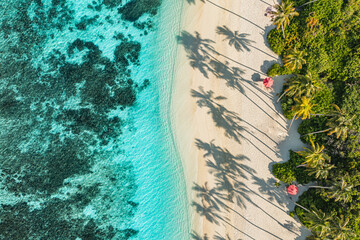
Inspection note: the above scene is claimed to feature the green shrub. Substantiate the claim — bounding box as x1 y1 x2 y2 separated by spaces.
280 93 295 120
268 29 286 55
343 85 360 132
290 151 315 184
268 0 360 236
272 162 296 184
298 116 329 145
272 151 315 184
312 82 335 114
267 63 293 76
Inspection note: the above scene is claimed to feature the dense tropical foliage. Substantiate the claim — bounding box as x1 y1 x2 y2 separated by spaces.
269 0 360 238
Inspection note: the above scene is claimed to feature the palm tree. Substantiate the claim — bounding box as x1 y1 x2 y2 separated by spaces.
328 178 353 203
330 215 356 240
277 73 320 102
327 114 355 140
271 0 299 38
303 206 334 238
306 213 355 240
288 96 315 130
297 139 330 168
283 48 307 71
303 104 355 140
308 177 354 203
306 163 335 180
216 26 254 52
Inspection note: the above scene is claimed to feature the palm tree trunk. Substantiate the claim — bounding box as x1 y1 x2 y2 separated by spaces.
302 128 332 137
310 113 337 117
309 186 332 189
296 164 307 168
299 0 318 8
281 23 285 39
277 90 289 103
289 198 310 213
288 114 297 132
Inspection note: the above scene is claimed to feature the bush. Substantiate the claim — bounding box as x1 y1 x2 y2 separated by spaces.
267 63 293 76
272 162 296 184
280 92 295 120
268 29 286 55
342 85 360 132
312 82 335 114
269 0 360 236
298 116 329 145
290 151 315 184
272 151 315 185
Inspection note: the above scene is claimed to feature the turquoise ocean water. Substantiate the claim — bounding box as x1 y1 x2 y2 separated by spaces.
0 0 188 239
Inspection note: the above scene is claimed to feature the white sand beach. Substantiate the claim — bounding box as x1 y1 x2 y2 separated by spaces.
171 0 312 239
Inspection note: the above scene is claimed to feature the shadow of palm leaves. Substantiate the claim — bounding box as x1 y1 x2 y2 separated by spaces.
195 139 254 176
189 53 211 78
177 31 215 55
192 87 282 160
216 26 254 52
177 31 216 79
193 182 229 211
192 200 224 225
191 231 209 240
213 232 234 240
251 175 288 207
191 231 241 240
195 139 255 208
191 87 244 142
208 59 245 93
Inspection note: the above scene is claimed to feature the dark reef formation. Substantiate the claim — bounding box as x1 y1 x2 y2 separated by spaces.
0 0 162 239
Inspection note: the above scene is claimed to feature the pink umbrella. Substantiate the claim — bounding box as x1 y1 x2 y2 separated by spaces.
263 77 274 88
287 185 298 196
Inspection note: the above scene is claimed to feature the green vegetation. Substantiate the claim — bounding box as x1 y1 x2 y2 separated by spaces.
268 0 360 238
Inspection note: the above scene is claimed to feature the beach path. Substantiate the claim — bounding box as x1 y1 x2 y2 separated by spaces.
171 0 312 239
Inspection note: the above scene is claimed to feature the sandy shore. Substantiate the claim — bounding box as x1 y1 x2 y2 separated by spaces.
171 0 311 239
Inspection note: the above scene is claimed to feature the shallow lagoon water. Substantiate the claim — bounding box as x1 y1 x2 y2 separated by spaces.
0 0 188 239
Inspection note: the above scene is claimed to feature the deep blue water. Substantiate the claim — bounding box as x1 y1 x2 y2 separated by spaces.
0 0 188 239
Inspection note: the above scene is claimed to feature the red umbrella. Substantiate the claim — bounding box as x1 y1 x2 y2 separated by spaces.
263 77 274 88
287 185 298 196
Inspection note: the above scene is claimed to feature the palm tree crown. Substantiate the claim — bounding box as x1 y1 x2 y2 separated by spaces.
303 104 354 139
330 215 356 239
284 48 307 70
292 96 315 120
306 163 335 180
289 74 319 97
326 109 355 140
303 206 334 238
328 177 353 203
277 73 321 103
271 0 299 38
298 139 330 168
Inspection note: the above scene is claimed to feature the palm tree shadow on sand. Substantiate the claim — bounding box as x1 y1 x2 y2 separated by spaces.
216 25 254 52
191 87 283 160
191 137 304 238
191 87 244 143
216 26 277 60
191 139 258 238
177 31 264 81
191 230 244 240
178 32 287 131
